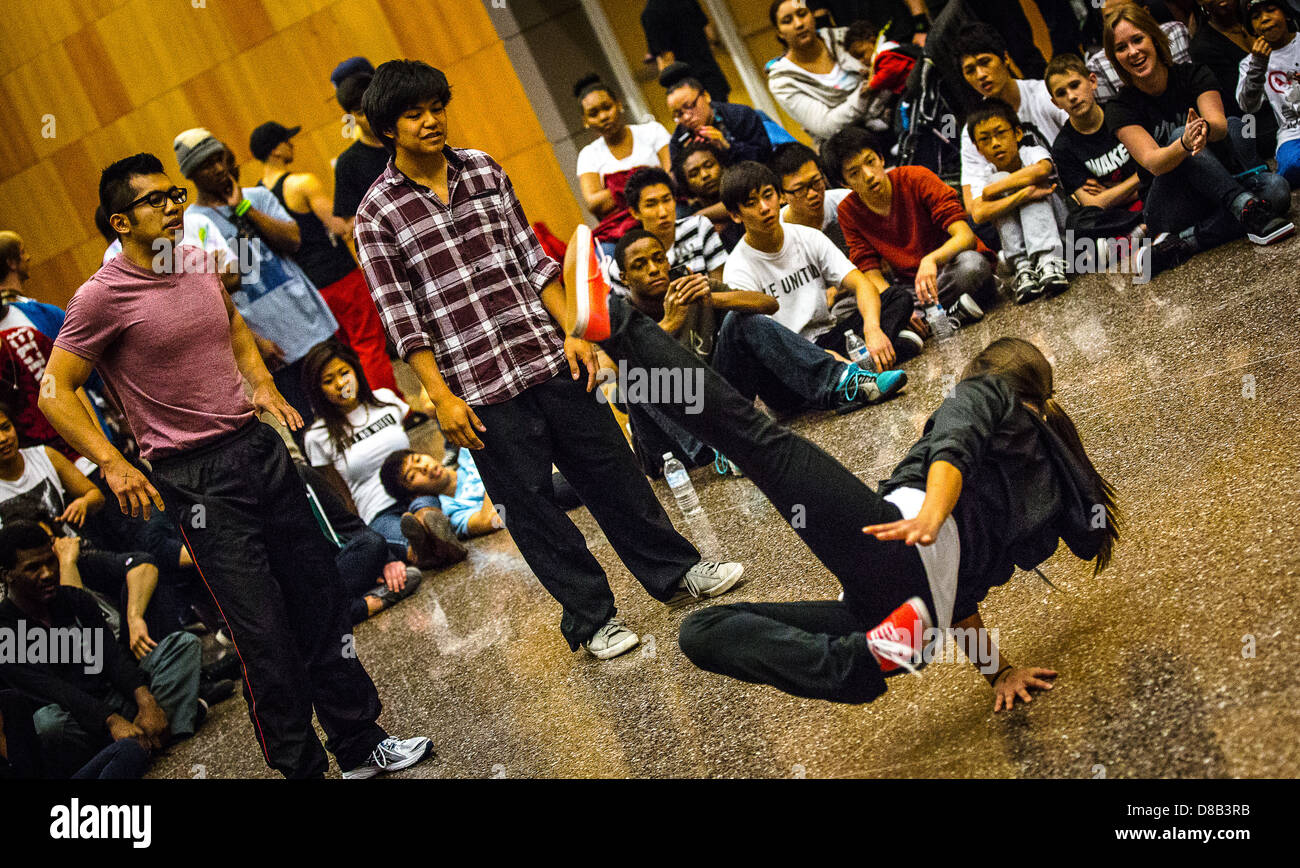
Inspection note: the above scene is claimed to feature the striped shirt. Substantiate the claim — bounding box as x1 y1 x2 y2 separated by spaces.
609 214 727 295
355 147 564 407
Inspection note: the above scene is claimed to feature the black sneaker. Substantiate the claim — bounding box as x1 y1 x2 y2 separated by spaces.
199 678 236 707
1136 232 1197 279
1239 198 1296 245
953 293 985 323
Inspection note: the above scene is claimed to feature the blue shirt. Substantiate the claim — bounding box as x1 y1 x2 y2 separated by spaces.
438 448 487 538
185 187 337 364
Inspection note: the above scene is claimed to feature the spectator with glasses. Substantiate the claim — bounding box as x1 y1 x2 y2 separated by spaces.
662 63 772 168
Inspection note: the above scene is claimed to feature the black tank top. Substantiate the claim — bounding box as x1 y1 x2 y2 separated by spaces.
267 174 356 289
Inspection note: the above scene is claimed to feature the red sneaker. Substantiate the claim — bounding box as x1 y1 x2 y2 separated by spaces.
865 596 933 674
564 224 611 341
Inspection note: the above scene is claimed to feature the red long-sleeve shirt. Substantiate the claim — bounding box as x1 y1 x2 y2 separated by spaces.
837 165 992 279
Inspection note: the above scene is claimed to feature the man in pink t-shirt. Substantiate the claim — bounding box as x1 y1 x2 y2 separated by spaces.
40 152 432 780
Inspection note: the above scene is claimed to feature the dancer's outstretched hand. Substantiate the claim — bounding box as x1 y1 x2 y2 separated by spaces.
993 666 1057 712
863 512 943 546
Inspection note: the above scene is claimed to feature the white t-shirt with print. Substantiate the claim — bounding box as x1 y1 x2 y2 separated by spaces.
960 79 1068 189
303 388 410 524
722 223 855 341
1239 37 1300 149
965 143 1053 200
575 121 671 182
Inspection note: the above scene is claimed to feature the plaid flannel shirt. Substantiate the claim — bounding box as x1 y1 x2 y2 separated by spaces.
355 147 564 407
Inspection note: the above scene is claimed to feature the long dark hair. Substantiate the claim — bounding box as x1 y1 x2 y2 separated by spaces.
961 337 1120 574
300 341 399 462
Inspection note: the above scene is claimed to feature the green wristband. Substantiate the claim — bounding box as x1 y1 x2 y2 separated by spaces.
234 198 253 217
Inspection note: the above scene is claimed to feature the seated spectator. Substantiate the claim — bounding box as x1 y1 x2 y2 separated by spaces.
1191 0 1279 157
954 23 1071 212
673 141 744 250
1046 53 1148 244
1 688 150 779
609 168 728 295
965 101 1072 302
379 447 504 540
0 520 203 778
574 74 673 253
766 1 904 146
842 17 919 134
1237 0 1300 185
824 127 995 331
300 342 466 571
719 161 920 370
1103 2 1293 271
771 142 853 256
297 463 423 624
662 63 772 166
1087 16 1191 102
0 402 172 661
608 228 904 474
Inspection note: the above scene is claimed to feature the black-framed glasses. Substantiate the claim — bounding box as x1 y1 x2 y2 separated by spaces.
671 93 703 121
783 175 826 197
119 186 187 213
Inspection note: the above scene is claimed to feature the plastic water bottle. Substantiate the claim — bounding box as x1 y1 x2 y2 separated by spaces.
844 330 873 369
925 303 958 341
663 452 703 517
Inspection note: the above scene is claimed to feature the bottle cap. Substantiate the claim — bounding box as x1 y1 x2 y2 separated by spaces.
663 452 674 461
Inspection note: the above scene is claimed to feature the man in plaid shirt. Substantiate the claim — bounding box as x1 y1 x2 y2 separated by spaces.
355 61 743 660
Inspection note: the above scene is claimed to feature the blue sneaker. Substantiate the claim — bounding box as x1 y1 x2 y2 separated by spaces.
835 364 906 410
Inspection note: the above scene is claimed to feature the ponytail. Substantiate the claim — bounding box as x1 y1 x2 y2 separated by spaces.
962 337 1120 575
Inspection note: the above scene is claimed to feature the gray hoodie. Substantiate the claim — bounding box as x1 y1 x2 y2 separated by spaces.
766 26 871 146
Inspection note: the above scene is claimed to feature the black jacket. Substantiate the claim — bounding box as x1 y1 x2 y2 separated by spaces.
0 587 146 739
669 102 772 167
882 374 1111 620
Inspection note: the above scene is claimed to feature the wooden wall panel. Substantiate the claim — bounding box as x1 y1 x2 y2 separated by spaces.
3 0 587 309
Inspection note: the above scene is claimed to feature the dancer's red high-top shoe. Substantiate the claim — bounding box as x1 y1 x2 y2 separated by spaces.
563 224 611 342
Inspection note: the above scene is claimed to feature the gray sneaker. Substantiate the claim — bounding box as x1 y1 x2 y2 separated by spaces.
1035 257 1070 297
668 561 744 605
342 735 434 780
1011 262 1043 304
583 617 640 660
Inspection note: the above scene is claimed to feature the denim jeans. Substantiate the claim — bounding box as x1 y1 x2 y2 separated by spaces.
601 296 934 703
369 496 442 549
1276 138 1300 186
32 631 201 777
627 311 855 473
1145 126 1291 247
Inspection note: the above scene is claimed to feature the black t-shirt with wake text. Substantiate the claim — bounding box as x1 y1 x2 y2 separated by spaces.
1052 122 1142 195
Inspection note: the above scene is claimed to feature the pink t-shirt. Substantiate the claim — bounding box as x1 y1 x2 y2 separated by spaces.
55 245 255 459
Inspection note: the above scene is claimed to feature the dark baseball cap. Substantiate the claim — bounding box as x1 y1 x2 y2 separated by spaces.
331 56 375 88
249 121 301 161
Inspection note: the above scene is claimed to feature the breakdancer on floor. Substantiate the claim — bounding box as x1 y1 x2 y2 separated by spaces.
566 224 1120 709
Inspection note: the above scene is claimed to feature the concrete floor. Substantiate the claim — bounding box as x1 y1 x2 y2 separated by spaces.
151 230 1300 779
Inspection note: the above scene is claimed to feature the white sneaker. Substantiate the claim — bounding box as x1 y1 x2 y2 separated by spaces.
583 617 640 660
668 561 744 605
342 735 434 779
